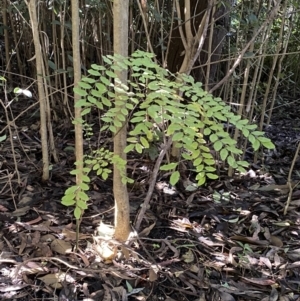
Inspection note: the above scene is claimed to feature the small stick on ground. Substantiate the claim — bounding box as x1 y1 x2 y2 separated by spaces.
284 140 300 215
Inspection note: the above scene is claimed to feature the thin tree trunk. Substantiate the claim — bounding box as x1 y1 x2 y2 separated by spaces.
26 0 49 181
113 0 131 242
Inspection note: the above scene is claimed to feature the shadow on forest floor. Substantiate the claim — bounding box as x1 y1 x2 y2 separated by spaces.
1 101 300 300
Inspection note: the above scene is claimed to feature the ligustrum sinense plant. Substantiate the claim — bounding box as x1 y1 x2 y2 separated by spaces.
62 50 274 218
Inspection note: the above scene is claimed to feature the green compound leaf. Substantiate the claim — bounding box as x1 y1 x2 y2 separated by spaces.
96 168 103 176
248 134 255 144
77 200 88 210
131 116 145 123
204 128 211 135
261 140 275 149
70 169 80 175
252 131 265 136
65 186 78 195
205 166 216 172
160 162 178 171
196 164 204 172
172 131 184 141
124 144 135 153
135 143 143 154
78 81 92 89
214 112 227 121
74 87 87 97
102 97 112 107
227 155 236 167
81 108 91 116
182 153 193 160
220 148 228 161
74 207 82 219
191 149 200 159
102 171 109 180
242 128 250 137
78 191 89 201
88 69 101 76
106 70 116 78
82 175 90 183
213 140 223 152
95 82 107 93
100 76 110 86
167 123 182 135
202 152 214 159
197 176 206 186
79 182 89 191
245 124 257 130
236 160 249 167
81 77 96 84
61 198 76 206
140 136 149 148
206 173 218 180
209 134 218 143
193 157 203 166
87 96 97 104
170 171 180 186
114 120 123 128
203 159 215 165
237 166 247 173
62 194 75 205
252 139 260 151
109 125 117 133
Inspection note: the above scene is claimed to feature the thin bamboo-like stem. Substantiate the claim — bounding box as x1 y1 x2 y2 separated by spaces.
136 0 156 58
3 0 11 81
259 1 286 131
205 6 215 91
163 0 175 68
267 2 290 125
209 0 282 94
26 0 49 181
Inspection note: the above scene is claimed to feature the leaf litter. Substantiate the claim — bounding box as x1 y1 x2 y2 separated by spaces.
1 107 300 300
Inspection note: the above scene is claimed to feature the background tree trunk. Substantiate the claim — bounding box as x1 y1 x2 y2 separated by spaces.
113 0 131 242
26 0 49 181
167 0 230 88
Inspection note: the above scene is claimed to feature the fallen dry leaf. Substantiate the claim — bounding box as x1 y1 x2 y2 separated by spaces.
50 239 72 255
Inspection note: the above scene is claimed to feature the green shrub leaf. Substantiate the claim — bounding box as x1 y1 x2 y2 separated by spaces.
160 163 178 171
170 171 180 186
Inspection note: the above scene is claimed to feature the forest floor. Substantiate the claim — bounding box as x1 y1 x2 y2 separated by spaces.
1 99 300 301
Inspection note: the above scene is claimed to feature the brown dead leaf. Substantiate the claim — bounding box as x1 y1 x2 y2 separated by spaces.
149 267 158 282
19 261 48 274
38 272 75 289
230 235 269 246
241 276 275 286
269 235 283 248
138 221 156 237
40 234 56 243
62 228 90 241
259 256 272 270
51 239 72 255
0 284 29 292
18 195 33 207
0 205 9 212
34 243 53 257
11 206 30 217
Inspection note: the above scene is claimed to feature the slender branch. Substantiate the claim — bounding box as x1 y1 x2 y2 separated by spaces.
135 138 173 231
284 141 300 215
